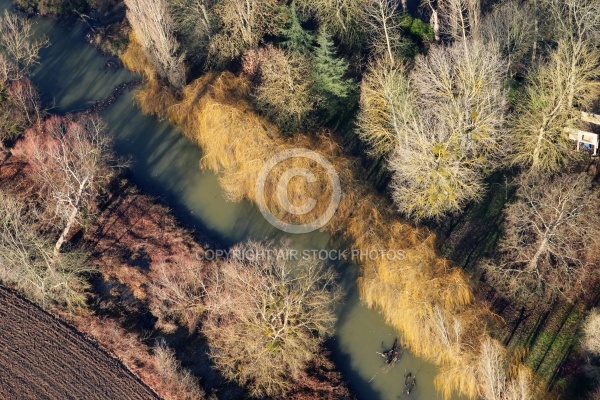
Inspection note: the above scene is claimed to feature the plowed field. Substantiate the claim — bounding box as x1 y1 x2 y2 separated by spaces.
0 286 159 400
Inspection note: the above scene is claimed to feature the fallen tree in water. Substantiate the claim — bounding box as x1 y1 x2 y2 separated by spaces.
377 338 402 371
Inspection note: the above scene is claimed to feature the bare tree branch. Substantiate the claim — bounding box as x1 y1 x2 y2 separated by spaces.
482 173 600 304
125 0 186 89
202 240 342 397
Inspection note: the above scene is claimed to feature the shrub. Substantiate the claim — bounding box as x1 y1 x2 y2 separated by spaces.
154 340 205 400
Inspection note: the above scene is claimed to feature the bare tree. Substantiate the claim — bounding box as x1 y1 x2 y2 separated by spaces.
543 0 600 110
245 45 317 132
0 22 44 141
202 240 342 397
423 0 480 42
356 58 413 156
386 39 507 220
543 0 600 45
125 0 186 89
0 76 42 141
363 0 405 66
583 309 600 356
147 259 207 330
358 38 507 220
477 338 533 400
410 38 507 165
507 40 600 174
389 113 487 220
0 53 16 85
482 173 600 304
476 1 538 77
13 115 120 261
153 340 205 400
0 11 48 80
296 0 365 44
208 0 278 65
168 0 216 68
7 77 42 127
505 0 600 175
0 191 94 310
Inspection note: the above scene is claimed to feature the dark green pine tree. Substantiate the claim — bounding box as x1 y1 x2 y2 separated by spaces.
279 2 313 54
311 29 357 120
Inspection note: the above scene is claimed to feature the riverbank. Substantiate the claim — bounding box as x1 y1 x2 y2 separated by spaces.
0 5 354 392
10 0 592 396
121 32 534 399
0 141 353 399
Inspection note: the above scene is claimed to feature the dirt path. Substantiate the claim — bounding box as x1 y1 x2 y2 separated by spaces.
0 286 159 400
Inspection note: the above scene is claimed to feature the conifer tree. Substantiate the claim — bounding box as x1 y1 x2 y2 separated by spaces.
279 2 313 54
311 29 356 119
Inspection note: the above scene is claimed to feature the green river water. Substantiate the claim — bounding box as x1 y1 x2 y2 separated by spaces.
0 3 465 399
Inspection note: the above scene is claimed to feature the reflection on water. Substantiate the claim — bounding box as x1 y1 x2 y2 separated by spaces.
30 19 134 113
0 2 463 398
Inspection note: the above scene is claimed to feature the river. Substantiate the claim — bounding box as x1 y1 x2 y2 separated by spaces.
0 2 459 399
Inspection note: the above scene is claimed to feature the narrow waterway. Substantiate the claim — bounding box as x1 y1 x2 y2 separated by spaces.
1 3 462 399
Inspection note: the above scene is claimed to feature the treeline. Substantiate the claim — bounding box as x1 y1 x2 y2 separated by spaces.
0 9 349 400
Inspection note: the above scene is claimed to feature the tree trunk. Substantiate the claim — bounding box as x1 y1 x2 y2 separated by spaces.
53 204 78 262
52 177 88 262
428 3 440 42
527 236 548 273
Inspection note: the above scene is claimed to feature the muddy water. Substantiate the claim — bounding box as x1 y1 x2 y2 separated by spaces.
1 3 462 399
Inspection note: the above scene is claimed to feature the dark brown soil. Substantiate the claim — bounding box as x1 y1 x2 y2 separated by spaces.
0 285 159 400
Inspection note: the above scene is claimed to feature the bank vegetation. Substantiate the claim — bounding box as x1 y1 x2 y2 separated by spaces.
5 0 600 398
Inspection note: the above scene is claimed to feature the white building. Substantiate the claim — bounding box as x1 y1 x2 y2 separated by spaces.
566 111 600 156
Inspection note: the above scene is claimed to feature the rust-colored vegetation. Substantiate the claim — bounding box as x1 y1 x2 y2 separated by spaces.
1 133 208 399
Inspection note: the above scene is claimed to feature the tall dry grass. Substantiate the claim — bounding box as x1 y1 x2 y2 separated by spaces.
121 37 535 399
